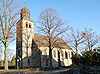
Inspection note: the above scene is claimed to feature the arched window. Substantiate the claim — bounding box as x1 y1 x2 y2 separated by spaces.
71 51 73 58
68 51 70 58
26 22 28 28
28 59 30 66
29 23 31 28
62 51 64 58
53 50 56 58
65 51 68 59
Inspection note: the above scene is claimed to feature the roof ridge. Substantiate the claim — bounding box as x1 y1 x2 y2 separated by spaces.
34 33 64 40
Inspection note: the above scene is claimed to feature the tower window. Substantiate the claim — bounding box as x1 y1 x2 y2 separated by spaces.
26 22 28 28
29 23 31 28
44 49 47 55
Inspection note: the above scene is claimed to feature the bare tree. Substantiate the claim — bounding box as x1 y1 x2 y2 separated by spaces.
36 8 69 67
0 45 3 60
0 0 20 70
0 27 3 61
65 27 86 53
84 28 100 50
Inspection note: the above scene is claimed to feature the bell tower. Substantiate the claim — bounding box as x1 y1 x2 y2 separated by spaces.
16 7 34 69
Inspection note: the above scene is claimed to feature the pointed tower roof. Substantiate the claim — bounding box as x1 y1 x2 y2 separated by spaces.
20 7 30 19
21 7 30 14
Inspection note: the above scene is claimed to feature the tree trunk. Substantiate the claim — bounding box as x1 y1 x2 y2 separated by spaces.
76 41 78 54
76 46 78 54
49 47 52 67
49 38 52 67
4 43 8 70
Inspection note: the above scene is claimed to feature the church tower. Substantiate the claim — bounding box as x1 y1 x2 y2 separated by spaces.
16 7 34 68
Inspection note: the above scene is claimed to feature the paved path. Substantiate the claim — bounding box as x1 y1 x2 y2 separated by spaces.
32 68 71 74
1 68 71 74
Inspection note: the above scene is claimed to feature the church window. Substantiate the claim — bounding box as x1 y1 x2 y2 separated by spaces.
68 51 70 58
28 59 30 66
54 50 56 58
29 23 31 28
65 51 68 59
26 22 28 28
62 51 64 58
71 51 73 58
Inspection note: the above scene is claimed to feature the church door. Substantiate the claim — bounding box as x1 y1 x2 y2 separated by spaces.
46 59 48 66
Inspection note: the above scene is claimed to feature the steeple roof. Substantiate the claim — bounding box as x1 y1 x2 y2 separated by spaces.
20 7 30 19
21 7 30 14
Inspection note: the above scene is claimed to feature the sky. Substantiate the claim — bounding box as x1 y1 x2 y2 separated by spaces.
2 0 100 60
20 0 100 35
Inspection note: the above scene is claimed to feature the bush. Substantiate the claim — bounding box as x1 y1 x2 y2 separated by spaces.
72 50 100 66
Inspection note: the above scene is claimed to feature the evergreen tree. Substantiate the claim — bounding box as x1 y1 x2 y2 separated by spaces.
0 59 3 66
11 56 15 66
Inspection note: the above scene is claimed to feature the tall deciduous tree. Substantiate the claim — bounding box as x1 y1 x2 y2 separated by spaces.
0 0 20 70
36 8 69 67
65 27 86 53
84 28 100 50
0 45 3 60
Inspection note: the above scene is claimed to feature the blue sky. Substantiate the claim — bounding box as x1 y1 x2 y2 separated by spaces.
20 0 100 34
2 0 100 60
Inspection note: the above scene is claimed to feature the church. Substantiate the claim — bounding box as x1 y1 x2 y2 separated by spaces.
16 7 72 69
